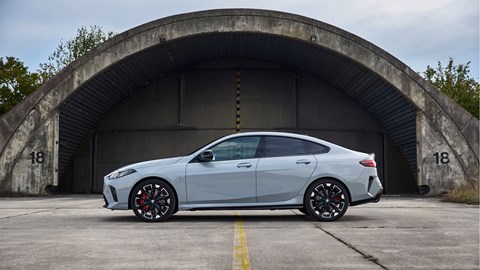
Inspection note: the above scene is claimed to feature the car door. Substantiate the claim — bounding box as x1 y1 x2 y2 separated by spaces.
256 136 317 202
185 136 261 204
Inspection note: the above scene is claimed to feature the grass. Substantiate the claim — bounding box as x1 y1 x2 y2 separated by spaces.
442 187 479 205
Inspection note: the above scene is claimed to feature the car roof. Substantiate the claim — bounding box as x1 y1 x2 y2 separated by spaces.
195 131 361 156
223 131 332 147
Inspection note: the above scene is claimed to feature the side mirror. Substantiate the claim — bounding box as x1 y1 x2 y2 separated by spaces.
198 150 214 162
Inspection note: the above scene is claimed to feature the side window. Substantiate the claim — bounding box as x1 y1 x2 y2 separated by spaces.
303 140 329 154
263 137 306 158
211 136 261 161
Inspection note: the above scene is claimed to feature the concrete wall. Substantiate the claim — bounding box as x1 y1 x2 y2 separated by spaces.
2 113 59 194
67 61 415 193
417 113 473 194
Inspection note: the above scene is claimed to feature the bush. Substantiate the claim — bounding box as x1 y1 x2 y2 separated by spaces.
442 187 479 205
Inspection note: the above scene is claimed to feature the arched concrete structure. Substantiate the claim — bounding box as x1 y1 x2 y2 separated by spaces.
0 9 478 195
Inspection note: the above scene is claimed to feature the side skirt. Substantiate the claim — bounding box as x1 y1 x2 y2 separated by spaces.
187 204 304 211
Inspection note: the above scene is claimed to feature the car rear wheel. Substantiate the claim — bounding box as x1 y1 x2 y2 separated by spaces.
130 179 176 222
298 208 309 215
304 179 349 221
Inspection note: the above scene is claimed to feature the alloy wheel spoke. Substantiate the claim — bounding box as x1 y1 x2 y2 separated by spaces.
330 190 342 199
316 202 326 213
330 203 341 213
320 186 329 198
151 204 159 217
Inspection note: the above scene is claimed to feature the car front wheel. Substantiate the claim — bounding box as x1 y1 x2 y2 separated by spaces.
304 179 349 221
130 179 176 222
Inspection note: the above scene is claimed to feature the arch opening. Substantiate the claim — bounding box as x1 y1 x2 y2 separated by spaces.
57 33 417 194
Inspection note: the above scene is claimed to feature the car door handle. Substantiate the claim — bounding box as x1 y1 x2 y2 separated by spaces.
237 162 252 168
296 159 311 165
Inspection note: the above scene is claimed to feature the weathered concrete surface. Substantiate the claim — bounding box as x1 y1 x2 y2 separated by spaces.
0 195 478 269
0 9 478 194
3 113 59 194
417 113 473 194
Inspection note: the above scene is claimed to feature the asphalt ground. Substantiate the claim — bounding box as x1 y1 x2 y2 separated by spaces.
0 195 478 270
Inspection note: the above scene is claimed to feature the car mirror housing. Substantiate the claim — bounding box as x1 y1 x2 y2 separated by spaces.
198 150 214 162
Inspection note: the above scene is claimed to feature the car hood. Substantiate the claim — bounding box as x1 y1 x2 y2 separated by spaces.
121 156 184 170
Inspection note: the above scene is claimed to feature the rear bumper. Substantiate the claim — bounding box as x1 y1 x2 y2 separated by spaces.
350 192 382 206
350 174 383 206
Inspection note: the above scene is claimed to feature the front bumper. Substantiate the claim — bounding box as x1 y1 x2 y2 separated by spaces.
103 184 129 210
103 172 141 210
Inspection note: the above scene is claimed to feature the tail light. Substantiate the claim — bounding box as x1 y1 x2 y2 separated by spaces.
360 154 376 167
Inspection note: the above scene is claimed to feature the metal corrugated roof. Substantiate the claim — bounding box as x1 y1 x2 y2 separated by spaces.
59 32 417 177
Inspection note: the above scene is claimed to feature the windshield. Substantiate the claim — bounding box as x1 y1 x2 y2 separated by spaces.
187 134 232 156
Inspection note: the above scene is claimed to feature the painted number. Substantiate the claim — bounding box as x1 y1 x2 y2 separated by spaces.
433 152 450 165
29 151 45 164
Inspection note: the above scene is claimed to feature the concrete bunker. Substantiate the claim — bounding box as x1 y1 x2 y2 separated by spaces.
0 9 478 195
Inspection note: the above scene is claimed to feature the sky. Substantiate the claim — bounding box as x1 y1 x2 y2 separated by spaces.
0 0 479 78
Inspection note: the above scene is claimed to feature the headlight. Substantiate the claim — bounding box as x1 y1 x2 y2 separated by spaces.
108 168 137 180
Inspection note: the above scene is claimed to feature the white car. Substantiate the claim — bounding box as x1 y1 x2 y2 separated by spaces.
103 132 383 222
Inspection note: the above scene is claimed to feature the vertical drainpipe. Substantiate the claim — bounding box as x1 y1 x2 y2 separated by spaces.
294 73 299 129
236 71 241 133
53 111 60 187
177 73 185 127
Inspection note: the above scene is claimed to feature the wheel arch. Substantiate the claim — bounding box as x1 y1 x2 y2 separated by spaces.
306 177 353 205
127 177 179 213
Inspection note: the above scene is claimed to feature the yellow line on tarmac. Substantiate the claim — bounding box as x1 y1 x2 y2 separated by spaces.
233 212 250 270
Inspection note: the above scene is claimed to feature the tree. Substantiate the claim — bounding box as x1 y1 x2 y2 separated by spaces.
0 26 114 116
0 57 42 115
38 25 114 81
423 58 479 119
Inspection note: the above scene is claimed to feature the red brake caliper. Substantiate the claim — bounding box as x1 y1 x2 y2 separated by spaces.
140 193 148 212
333 196 341 208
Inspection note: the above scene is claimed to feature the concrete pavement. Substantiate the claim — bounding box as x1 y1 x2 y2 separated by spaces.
0 195 478 269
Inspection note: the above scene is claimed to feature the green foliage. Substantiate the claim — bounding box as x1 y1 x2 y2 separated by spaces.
38 25 114 81
0 57 42 115
0 26 114 116
423 58 480 119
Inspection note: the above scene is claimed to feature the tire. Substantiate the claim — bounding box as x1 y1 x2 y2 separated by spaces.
130 179 176 222
298 208 309 215
304 178 349 221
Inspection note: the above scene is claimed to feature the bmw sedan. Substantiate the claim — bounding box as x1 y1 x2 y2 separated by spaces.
103 132 383 222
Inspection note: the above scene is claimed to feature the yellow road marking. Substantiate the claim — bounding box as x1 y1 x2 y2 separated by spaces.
233 212 250 270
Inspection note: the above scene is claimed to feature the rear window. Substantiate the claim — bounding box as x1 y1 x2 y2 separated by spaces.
261 136 329 157
303 140 329 154
263 137 306 157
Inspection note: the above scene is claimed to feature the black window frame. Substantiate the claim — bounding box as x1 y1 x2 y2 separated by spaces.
191 135 262 163
257 136 330 158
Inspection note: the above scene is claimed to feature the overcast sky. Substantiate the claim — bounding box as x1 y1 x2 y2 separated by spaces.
1 0 478 78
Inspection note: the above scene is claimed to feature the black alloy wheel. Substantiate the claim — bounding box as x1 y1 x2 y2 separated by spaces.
304 179 349 221
130 179 176 222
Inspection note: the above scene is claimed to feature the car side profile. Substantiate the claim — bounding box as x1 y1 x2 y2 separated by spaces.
103 132 383 222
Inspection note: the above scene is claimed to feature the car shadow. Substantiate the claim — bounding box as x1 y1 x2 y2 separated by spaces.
102 211 370 226
170 214 304 223
101 211 374 223
101 210 311 223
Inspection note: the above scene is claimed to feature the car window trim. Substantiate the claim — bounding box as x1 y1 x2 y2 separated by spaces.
257 135 330 158
189 135 262 163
